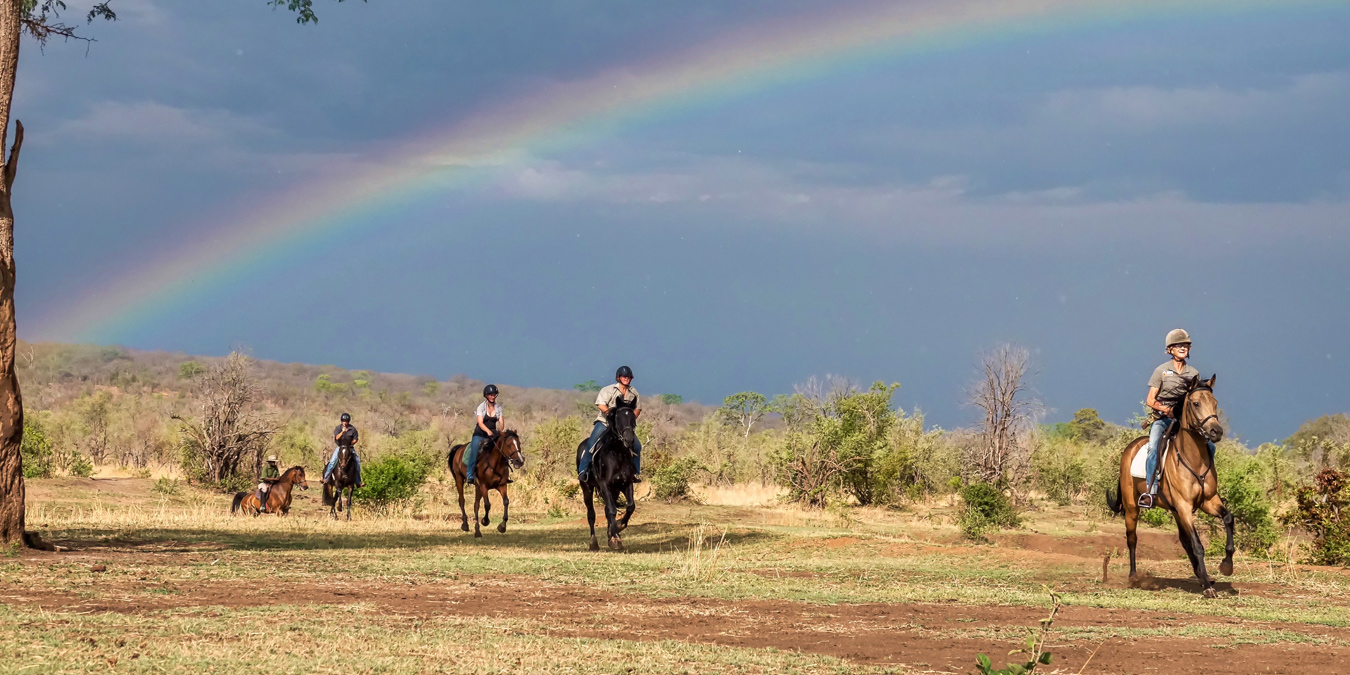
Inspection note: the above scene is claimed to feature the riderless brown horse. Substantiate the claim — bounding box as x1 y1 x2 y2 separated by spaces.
323 446 358 521
232 466 308 516
448 430 525 537
1107 375 1235 597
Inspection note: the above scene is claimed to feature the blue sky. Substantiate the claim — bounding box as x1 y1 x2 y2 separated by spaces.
14 0 1350 442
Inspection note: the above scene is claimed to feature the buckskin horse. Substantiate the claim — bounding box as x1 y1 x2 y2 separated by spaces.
576 407 638 551
1107 375 1235 597
323 446 359 520
232 466 308 516
448 430 525 537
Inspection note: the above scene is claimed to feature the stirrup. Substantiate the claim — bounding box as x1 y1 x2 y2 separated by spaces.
1137 492 1155 509
631 474 644 484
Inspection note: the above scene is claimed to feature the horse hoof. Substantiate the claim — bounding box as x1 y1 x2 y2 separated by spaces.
1220 560 1234 576
608 536 623 551
1203 587 1218 599
497 523 507 534
616 521 628 533
474 530 482 539
589 539 600 552
460 522 470 532
481 517 490 526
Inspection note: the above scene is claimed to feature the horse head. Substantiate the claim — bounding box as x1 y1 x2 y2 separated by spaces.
1184 375 1224 444
609 407 639 452
498 429 525 469
286 465 309 490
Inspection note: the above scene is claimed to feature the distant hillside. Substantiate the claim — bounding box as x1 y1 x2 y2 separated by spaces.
15 341 716 476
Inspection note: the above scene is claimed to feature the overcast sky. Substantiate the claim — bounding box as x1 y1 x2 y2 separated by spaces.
13 0 1350 442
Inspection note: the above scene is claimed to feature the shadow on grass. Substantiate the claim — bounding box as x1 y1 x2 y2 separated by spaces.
1129 574 1239 595
43 520 779 555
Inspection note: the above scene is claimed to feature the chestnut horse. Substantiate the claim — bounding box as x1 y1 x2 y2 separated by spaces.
1107 375 1235 597
232 466 308 516
448 430 525 537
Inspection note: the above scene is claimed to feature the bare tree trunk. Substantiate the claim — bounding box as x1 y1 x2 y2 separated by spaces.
0 0 24 545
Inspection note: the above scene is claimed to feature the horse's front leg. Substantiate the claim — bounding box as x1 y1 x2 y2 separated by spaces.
1201 495 1236 576
497 487 509 533
1175 507 1214 597
617 482 636 532
583 484 599 552
345 487 352 521
481 487 492 527
596 481 622 551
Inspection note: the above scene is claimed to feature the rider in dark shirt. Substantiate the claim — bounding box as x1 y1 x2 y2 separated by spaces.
323 412 364 487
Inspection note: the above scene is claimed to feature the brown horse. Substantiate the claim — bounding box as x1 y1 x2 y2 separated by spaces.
1107 375 1235 597
448 430 525 537
232 466 308 516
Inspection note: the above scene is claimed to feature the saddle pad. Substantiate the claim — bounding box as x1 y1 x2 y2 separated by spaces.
1129 444 1148 479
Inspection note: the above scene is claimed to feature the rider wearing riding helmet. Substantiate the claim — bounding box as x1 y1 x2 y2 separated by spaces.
578 366 643 483
1139 329 1215 509
323 412 364 488
465 384 504 486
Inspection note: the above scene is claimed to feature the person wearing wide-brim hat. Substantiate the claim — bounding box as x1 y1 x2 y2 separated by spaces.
1138 329 1215 508
257 455 281 513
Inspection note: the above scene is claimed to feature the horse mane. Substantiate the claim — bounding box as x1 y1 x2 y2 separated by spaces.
499 428 518 440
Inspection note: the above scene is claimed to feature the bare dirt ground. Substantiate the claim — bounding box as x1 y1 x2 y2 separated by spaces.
3 548 1345 674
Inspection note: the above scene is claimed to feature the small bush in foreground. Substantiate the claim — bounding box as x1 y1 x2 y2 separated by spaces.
959 482 1020 541
20 418 53 479
1140 507 1171 528
1287 469 1350 565
652 457 703 502
354 454 431 507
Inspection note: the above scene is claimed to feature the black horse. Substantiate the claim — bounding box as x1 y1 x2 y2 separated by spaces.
322 446 358 520
576 406 638 551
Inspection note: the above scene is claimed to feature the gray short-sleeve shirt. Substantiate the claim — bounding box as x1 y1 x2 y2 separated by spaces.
1148 361 1200 408
595 383 639 425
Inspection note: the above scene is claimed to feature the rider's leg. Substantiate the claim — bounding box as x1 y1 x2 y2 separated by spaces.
465 436 483 483
354 453 363 487
578 421 606 480
1207 440 1216 462
323 447 339 483
256 483 267 512
1144 418 1170 495
631 436 643 483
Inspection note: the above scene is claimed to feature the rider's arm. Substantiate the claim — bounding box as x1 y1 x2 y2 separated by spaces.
597 404 610 415
1145 386 1171 417
634 407 642 420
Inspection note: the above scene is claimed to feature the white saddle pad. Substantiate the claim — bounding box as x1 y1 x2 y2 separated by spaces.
1129 443 1149 479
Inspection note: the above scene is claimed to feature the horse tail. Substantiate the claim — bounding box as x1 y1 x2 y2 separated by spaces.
1105 487 1123 517
231 492 247 514
322 483 337 507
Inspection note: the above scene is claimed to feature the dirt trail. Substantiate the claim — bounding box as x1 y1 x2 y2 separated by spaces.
2 573 1345 674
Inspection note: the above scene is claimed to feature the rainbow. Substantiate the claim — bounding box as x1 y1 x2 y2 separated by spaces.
32 0 1326 342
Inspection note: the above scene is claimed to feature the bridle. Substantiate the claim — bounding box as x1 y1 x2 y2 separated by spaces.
1175 384 1220 484
494 432 525 468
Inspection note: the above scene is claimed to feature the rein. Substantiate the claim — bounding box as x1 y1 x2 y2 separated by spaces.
1174 387 1216 486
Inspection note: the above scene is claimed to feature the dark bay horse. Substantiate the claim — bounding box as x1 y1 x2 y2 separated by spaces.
323 446 358 520
232 466 308 516
1107 375 1235 597
576 408 638 551
448 430 525 537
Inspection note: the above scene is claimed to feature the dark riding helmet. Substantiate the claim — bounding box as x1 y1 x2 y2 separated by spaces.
615 365 634 380
339 412 351 422
483 384 499 397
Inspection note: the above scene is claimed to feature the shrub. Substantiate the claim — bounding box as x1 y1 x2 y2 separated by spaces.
152 478 181 496
959 482 1020 541
1031 439 1087 506
1139 507 1171 528
20 418 53 479
652 457 703 502
353 454 431 507
1287 469 1350 565
1208 452 1280 557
